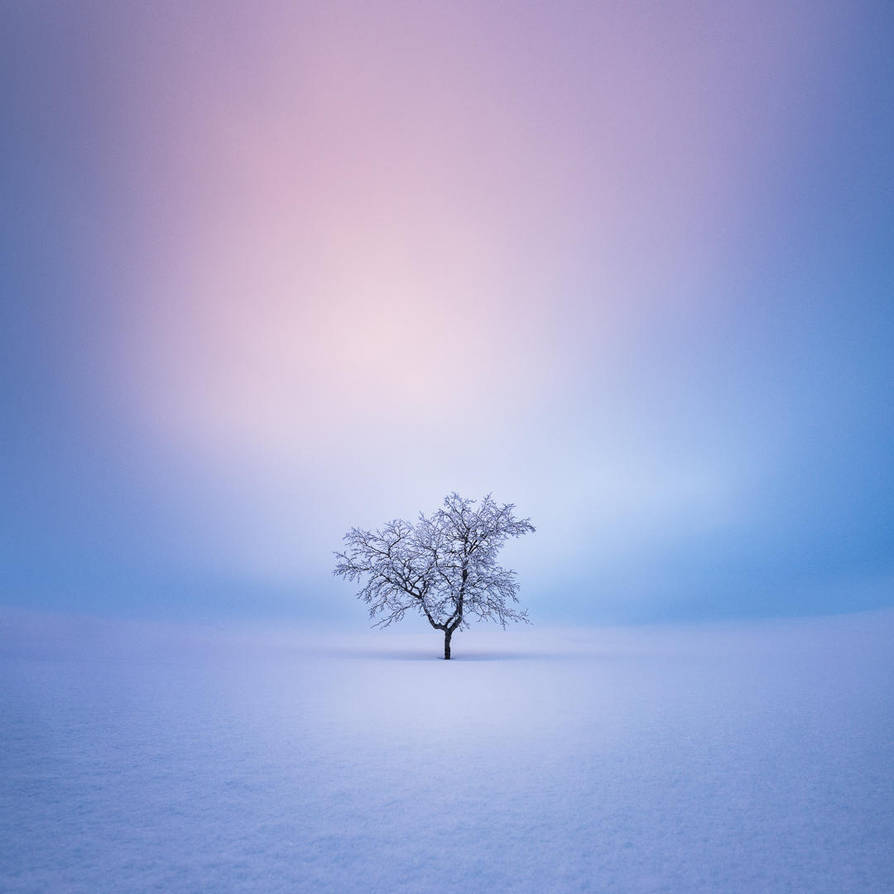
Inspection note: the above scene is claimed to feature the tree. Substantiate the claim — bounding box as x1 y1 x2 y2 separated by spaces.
333 493 535 659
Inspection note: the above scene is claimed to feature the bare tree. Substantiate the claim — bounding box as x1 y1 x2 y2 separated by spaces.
333 493 535 659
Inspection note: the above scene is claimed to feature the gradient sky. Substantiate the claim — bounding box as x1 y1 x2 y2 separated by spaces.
2 0 893 625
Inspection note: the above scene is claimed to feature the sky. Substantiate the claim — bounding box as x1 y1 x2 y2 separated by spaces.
1 0 893 625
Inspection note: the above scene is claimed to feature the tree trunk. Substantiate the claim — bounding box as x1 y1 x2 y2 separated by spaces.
443 628 452 660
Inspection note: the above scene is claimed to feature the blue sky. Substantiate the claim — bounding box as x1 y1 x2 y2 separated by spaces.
2 0 893 624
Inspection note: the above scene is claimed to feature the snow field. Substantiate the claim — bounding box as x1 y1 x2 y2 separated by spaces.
1 610 892 892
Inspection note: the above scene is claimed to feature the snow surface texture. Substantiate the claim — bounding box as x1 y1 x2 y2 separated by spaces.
1 610 892 893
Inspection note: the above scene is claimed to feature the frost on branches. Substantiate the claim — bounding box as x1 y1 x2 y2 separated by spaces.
333 493 535 659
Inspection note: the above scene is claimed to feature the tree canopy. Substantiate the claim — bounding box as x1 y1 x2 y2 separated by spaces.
333 493 534 658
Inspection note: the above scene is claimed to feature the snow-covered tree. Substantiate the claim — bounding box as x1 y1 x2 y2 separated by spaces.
333 493 535 659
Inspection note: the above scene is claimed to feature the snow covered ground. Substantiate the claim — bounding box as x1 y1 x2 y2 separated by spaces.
1 609 892 893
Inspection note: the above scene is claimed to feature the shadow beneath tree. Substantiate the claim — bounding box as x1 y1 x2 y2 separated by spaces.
335 648 578 662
